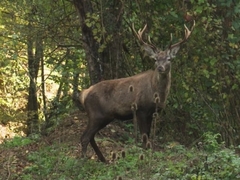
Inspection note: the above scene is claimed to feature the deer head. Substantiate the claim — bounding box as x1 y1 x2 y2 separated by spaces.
132 21 195 74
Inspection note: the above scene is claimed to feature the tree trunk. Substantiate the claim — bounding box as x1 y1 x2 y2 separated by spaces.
73 0 124 83
73 0 102 85
26 22 43 135
26 35 39 135
101 0 124 79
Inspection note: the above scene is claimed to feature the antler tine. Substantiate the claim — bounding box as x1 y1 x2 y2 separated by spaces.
138 24 147 37
168 33 173 49
132 23 157 49
148 35 158 48
132 23 148 44
191 20 196 31
170 20 195 49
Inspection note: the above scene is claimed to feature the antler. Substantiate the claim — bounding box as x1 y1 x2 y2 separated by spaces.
132 23 157 50
169 20 195 49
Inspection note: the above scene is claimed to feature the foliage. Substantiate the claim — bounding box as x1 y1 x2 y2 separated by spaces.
0 0 87 131
2 134 39 148
0 2 29 124
167 0 240 146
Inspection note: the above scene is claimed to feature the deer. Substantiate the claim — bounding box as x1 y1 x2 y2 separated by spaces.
73 21 195 162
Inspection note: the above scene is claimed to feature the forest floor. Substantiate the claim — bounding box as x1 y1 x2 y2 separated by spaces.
1 111 240 180
0 110 138 179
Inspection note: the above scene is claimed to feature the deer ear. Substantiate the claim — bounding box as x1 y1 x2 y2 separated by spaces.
167 46 180 59
141 44 157 59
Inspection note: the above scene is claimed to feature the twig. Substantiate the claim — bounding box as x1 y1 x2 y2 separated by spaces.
6 153 12 180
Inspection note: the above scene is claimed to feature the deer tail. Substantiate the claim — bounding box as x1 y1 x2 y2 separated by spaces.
72 90 83 110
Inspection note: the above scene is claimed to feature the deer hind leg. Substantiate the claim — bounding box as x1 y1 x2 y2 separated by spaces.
90 137 106 162
80 117 110 163
80 128 92 159
81 126 106 162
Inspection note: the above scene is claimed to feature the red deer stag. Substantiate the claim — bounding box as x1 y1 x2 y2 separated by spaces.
73 21 195 162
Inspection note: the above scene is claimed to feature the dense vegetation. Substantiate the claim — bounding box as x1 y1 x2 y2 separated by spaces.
0 0 240 179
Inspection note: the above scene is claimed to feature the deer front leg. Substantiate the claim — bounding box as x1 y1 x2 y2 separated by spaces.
131 103 138 143
159 91 169 109
136 112 153 148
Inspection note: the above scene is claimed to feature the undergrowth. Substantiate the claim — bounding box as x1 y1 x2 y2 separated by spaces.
1 132 240 180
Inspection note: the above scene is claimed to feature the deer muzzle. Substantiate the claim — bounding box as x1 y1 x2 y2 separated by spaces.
157 65 165 73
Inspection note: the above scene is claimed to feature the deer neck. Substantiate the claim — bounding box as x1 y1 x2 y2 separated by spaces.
152 68 171 92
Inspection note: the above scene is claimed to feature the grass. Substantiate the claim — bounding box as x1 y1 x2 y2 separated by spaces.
1 131 240 180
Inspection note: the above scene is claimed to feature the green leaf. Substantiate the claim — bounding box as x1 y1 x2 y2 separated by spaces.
202 69 210 78
169 11 178 18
